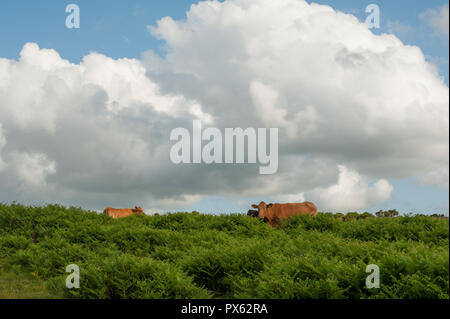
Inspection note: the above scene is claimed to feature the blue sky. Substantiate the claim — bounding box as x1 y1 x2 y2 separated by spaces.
0 0 448 215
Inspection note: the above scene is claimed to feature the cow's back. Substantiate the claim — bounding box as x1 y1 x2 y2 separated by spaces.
104 207 135 219
274 202 317 219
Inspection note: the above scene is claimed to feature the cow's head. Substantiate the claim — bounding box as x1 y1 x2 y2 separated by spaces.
134 206 144 214
251 201 273 220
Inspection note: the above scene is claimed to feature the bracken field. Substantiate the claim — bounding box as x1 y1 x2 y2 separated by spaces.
0 203 448 299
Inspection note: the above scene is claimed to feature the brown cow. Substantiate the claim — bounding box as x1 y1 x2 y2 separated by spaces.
251 201 317 226
103 206 144 219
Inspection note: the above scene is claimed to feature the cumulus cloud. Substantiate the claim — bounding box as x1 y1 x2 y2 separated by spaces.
9 152 56 190
0 123 6 171
420 4 449 37
0 43 214 209
145 0 448 184
249 81 318 139
270 165 393 212
306 165 393 212
0 0 448 213
274 192 306 204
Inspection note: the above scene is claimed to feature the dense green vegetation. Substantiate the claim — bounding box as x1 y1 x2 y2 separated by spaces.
0 203 448 299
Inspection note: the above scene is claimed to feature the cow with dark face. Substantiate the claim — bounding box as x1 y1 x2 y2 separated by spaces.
251 201 318 226
247 209 259 218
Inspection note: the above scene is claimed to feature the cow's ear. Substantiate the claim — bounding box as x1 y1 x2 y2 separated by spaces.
251 204 258 208
267 203 273 208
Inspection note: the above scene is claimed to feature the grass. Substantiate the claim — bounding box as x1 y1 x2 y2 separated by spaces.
0 263 60 298
0 203 448 299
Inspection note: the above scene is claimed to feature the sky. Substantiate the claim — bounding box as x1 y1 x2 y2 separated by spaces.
0 0 448 215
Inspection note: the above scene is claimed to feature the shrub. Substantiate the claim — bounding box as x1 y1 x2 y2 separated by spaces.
0 204 447 299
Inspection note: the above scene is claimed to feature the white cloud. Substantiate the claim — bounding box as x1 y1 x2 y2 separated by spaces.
274 192 306 204
417 166 449 189
0 42 214 209
145 0 448 188
249 81 290 133
0 123 6 171
307 165 393 212
0 0 448 212
9 152 56 189
420 4 449 37
0 43 213 132
249 81 318 139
